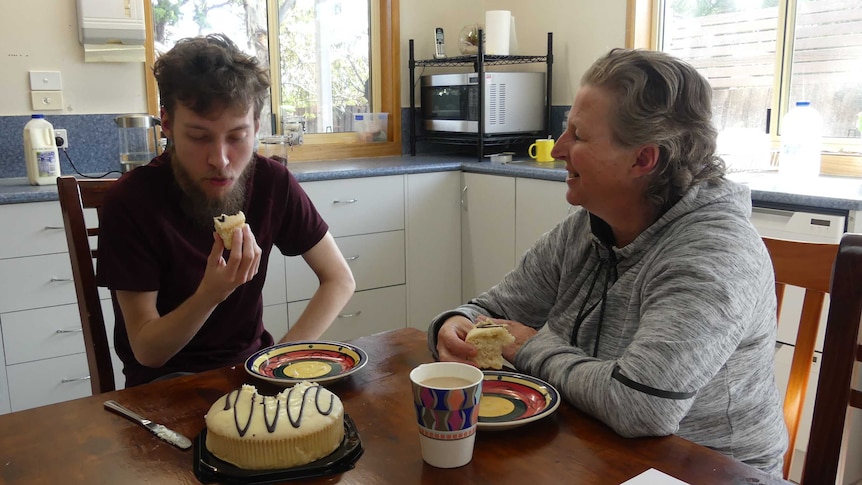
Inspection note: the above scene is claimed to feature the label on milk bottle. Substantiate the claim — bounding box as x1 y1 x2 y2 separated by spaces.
36 149 59 176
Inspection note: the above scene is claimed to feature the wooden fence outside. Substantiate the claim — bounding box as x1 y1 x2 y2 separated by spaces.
664 0 862 137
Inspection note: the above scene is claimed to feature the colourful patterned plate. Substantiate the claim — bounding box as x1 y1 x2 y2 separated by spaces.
478 371 561 430
244 341 368 386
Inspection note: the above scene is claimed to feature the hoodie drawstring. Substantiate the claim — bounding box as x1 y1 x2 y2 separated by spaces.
569 244 618 357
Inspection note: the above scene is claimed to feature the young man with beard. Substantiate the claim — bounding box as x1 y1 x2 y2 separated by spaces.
96 34 355 387
428 49 787 476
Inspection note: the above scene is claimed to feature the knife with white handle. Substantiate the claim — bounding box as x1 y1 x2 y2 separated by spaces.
104 400 192 450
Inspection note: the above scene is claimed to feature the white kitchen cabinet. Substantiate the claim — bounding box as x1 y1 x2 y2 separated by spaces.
263 303 289 343
289 286 407 342
0 201 122 414
406 171 462 329
286 231 405 302
299 175 405 237
0 339 9 414
6 353 93 412
515 178 571 260
460 173 516 302
262 249 286 307
0 201 72 258
262 252 288 341
282 176 408 340
2 301 115 365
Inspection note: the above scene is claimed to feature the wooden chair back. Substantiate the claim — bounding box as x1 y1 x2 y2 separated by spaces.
761 236 839 479
801 233 862 483
57 176 118 394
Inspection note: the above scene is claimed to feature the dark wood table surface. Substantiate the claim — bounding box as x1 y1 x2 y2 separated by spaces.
0 327 787 484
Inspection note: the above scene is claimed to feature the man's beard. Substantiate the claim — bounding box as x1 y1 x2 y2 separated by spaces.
170 152 255 231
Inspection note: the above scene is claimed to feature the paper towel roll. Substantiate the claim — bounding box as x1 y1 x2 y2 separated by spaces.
485 10 511 56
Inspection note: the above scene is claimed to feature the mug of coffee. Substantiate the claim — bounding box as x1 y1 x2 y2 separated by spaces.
529 138 555 162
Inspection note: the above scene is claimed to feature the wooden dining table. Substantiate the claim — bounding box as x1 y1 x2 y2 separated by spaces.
0 327 788 484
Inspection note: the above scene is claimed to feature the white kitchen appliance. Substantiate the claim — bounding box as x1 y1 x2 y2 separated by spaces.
749 207 861 483
420 72 544 134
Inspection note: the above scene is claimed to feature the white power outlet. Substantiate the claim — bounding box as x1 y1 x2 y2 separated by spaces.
55 129 69 149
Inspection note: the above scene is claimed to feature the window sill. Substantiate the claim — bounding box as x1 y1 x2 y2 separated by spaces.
258 140 402 163
821 152 862 178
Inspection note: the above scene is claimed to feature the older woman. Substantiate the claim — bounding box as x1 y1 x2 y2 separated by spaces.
428 48 787 477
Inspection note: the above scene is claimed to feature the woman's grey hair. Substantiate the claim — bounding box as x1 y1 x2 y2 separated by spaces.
581 48 725 211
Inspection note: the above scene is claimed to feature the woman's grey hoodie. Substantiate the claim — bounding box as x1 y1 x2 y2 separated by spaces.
428 177 787 477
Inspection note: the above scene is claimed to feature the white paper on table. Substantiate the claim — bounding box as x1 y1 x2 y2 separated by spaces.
620 468 689 485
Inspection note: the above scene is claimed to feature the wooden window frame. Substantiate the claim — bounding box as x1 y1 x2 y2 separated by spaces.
144 0 401 163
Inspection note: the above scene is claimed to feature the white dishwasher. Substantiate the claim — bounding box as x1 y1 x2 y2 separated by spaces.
749 207 861 484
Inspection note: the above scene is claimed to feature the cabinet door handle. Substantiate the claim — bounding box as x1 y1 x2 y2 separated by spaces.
333 199 358 204
344 255 360 262
55 328 83 334
61 376 91 384
461 185 468 211
50 277 73 283
43 225 64 230
337 311 362 318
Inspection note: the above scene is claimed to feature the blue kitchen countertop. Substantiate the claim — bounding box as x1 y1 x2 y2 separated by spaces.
2 154 862 211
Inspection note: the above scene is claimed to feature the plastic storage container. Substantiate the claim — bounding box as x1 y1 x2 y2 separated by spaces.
23 114 61 186
353 112 388 143
778 101 823 180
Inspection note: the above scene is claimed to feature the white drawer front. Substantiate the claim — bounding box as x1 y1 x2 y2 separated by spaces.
0 337 9 414
7 353 92 412
2 299 115 365
285 231 405 302
288 285 406 342
262 251 286 306
301 175 405 237
0 201 67 259
263 303 289 343
0 253 110 313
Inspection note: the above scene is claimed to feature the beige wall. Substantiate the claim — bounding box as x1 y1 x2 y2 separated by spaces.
399 0 627 107
0 0 147 116
0 0 626 117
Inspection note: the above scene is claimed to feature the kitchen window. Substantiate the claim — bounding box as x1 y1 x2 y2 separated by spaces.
627 0 862 173
144 0 401 162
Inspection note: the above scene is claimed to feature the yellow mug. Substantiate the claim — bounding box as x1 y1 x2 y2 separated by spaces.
529 139 555 162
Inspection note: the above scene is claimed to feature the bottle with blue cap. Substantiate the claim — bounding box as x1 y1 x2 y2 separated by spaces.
778 101 823 180
23 114 61 185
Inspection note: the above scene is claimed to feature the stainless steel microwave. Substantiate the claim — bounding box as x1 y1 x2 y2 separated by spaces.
420 72 545 134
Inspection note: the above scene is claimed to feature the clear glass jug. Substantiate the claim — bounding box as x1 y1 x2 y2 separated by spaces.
115 114 161 172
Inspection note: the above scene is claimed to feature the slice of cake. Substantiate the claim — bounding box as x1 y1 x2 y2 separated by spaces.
466 319 515 370
205 382 344 470
213 211 246 250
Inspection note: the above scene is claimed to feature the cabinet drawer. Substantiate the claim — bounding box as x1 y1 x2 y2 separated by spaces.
0 201 67 259
301 175 405 237
0 253 110 313
285 231 405 302
2 300 115 365
263 251 286 306
263 303 288 343
0 338 9 414
288 285 406 342
7 352 92 412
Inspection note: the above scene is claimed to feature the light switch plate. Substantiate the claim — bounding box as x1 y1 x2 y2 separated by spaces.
31 91 64 111
29 71 62 91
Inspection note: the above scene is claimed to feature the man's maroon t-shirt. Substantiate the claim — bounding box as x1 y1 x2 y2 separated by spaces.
96 153 328 386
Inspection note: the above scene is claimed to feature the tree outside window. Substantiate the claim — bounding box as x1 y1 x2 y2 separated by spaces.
150 0 371 137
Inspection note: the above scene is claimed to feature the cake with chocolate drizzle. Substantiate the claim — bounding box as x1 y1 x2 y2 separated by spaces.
204 381 344 469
